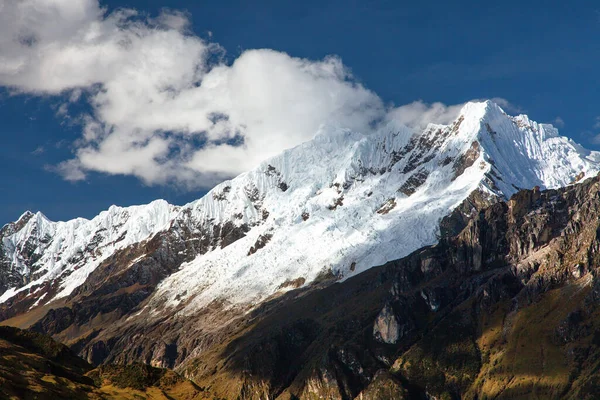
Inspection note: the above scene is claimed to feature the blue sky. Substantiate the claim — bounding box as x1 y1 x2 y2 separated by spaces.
1 0 600 225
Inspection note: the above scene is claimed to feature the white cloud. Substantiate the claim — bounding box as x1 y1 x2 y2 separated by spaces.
588 118 600 145
0 0 515 189
0 0 385 187
488 97 521 114
47 159 86 181
386 101 465 129
31 145 45 155
553 117 565 128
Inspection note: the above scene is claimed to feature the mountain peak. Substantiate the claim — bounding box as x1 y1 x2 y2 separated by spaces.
0 210 47 238
458 99 506 122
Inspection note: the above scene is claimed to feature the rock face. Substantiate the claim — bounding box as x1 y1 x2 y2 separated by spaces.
2 100 600 399
373 304 402 344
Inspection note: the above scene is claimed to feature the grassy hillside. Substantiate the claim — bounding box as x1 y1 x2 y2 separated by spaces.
0 326 204 399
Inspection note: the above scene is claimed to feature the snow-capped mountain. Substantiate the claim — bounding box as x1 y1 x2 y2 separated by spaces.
1 100 599 316
0 201 178 303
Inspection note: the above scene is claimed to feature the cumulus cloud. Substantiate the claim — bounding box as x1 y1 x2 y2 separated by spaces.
0 0 513 188
552 117 565 128
386 101 465 129
488 97 521 114
0 0 386 187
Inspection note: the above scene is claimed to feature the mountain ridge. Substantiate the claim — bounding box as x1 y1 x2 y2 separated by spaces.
2 100 597 313
2 100 600 392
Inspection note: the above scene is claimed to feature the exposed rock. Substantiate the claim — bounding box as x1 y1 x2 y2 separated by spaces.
328 195 344 210
398 169 429 196
571 170 586 184
266 164 289 192
356 370 409 399
248 233 273 256
277 277 306 290
373 304 401 344
439 188 499 239
452 140 481 180
376 198 397 215
278 181 289 192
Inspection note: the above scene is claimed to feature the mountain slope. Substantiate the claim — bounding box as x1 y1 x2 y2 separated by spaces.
0 326 203 399
164 174 600 399
1 100 600 383
147 101 600 313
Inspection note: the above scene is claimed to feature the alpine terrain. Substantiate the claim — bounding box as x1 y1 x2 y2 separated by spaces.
2 100 600 399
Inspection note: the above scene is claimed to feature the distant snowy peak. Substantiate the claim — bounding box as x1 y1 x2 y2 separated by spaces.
0 200 178 303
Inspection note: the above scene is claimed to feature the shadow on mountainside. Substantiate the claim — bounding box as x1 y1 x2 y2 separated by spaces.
0 326 205 399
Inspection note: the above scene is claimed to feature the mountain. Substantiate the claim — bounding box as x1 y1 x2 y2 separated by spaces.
0 201 177 309
6 166 600 399
173 172 600 399
1 100 600 398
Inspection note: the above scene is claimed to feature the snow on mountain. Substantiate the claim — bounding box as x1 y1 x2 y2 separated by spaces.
0 200 178 304
1 100 599 312
143 100 600 313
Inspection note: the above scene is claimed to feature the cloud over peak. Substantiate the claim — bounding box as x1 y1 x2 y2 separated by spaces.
0 0 511 188
1 0 388 187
